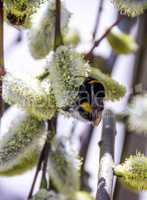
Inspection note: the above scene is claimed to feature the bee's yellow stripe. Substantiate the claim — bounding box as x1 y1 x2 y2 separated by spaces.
88 80 99 84
80 102 92 113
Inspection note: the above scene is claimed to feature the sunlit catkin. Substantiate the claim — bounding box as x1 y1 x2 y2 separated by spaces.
114 153 147 191
28 0 70 59
4 0 47 28
48 137 80 196
112 0 147 17
3 72 56 120
0 106 46 176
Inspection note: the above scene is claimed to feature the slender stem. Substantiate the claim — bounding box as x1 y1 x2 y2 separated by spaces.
27 140 47 199
92 0 104 41
40 137 50 190
54 0 63 50
85 17 122 60
96 110 116 200
0 0 5 118
40 118 56 190
27 117 56 199
40 153 49 190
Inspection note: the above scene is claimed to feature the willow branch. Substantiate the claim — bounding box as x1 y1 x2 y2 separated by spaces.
54 0 63 50
92 0 104 40
0 0 5 118
27 118 56 199
96 110 116 200
27 139 47 199
40 148 49 190
85 17 122 60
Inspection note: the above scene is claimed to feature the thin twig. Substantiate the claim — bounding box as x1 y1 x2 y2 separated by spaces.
27 140 47 199
85 17 122 60
40 138 50 190
0 0 5 118
27 118 56 199
40 151 49 190
92 0 104 41
40 118 56 190
96 110 116 200
54 0 63 50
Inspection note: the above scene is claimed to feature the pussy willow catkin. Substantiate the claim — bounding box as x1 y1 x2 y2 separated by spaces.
114 153 147 190
48 46 90 109
28 0 71 59
107 28 138 54
112 0 147 17
88 67 126 101
4 0 47 28
2 72 56 120
48 137 80 196
0 106 46 176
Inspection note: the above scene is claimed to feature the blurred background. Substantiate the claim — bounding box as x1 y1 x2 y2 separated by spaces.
1 0 147 199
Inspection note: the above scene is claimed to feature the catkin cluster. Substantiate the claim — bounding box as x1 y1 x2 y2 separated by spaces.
28 0 71 59
114 153 147 190
1 1 127 197
0 106 46 176
112 0 147 17
4 0 47 28
3 72 56 120
48 137 81 196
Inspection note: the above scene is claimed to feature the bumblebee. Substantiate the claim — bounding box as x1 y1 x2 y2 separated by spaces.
64 78 105 126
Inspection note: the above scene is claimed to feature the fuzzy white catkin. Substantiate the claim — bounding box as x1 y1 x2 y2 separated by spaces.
48 46 90 108
128 94 147 134
2 72 56 120
0 106 46 176
48 137 80 196
88 67 126 101
114 153 147 190
28 0 71 59
4 0 47 29
112 0 147 17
